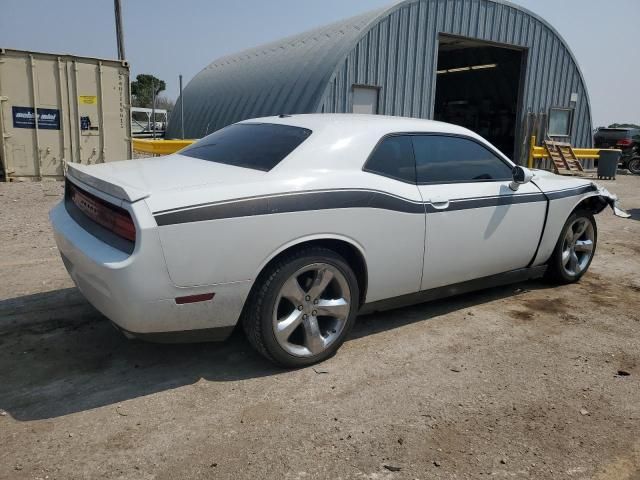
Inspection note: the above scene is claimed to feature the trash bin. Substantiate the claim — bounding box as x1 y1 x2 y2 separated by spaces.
597 149 620 180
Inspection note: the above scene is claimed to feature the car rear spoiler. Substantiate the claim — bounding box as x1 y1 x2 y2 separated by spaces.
65 163 150 203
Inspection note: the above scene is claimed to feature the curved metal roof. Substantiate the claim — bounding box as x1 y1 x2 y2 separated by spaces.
167 8 387 138
168 0 592 149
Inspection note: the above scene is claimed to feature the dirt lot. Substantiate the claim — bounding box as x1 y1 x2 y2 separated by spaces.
1 174 639 480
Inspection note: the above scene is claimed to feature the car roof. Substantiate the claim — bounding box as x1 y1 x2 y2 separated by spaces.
239 113 475 137
236 113 507 172
598 127 638 132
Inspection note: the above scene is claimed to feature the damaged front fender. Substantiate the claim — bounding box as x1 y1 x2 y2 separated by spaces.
590 182 631 218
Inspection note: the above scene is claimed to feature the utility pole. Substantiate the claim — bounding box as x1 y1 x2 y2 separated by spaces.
179 74 184 139
114 0 126 61
152 79 156 139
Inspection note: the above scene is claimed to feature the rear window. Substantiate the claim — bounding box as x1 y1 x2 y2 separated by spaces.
179 123 312 171
596 128 636 137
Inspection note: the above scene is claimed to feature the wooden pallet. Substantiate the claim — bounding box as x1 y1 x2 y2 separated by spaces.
543 140 584 175
556 142 584 172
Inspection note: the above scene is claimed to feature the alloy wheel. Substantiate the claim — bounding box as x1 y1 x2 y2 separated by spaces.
272 263 351 357
561 217 595 277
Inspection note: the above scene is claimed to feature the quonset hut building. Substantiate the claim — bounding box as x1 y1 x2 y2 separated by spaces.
167 0 592 163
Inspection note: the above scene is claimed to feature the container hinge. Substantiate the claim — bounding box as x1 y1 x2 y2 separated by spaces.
0 96 8 102
3 133 12 138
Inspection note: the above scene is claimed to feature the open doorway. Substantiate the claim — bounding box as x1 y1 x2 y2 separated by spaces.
434 35 525 159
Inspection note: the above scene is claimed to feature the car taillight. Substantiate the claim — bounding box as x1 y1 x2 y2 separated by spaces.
616 138 633 147
111 209 137 242
68 182 136 243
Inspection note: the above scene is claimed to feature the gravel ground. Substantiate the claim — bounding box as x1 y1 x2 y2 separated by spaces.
0 173 639 480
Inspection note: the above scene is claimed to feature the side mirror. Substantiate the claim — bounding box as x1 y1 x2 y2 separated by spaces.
509 166 534 191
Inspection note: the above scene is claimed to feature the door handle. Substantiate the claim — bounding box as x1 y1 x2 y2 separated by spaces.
428 197 450 210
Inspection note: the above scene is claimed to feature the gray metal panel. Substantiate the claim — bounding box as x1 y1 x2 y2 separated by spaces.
318 0 593 154
169 0 593 155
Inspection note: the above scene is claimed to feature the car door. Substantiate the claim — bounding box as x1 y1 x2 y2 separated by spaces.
413 134 546 291
361 134 426 301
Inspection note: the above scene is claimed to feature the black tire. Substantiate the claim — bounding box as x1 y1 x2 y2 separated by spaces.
546 210 597 284
242 247 360 368
628 157 640 175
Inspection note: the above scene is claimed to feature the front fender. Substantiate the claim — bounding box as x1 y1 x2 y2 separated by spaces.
531 181 629 267
588 182 631 218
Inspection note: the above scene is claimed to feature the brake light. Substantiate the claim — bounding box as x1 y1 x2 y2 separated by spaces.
68 182 136 242
111 210 137 242
616 138 633 147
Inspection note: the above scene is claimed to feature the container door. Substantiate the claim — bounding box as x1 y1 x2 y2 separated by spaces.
100 62 132 162
0 52 39 178
35 57 66 176
0 52 66 178
71 60 102 165
67 60 131 165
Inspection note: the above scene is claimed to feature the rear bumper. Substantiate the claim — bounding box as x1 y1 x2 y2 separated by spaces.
113 324 236 343
49 201 250 340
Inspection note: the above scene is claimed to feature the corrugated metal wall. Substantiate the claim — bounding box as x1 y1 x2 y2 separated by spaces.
168 0 593 159
319 0 593 158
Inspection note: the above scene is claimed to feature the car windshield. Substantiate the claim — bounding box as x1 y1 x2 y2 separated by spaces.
179 123 312 171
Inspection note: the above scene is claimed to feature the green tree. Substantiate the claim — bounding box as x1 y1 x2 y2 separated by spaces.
131 74 166 108
155 96 175 113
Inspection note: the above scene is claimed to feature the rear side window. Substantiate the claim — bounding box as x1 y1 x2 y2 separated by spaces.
364 135 416 183
180 123 312 171
413 135 512 183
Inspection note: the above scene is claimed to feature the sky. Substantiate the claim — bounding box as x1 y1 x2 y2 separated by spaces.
1 0 638 127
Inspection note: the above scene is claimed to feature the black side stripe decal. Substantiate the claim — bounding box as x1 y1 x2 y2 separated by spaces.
153 185 598 226
545 184 597 199
431 192 546 213
155 190 424 226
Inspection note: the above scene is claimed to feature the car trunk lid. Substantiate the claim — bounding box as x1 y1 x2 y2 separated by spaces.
65 154 267 203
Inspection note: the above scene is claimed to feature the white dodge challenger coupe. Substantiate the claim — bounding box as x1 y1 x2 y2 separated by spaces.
50 114 628 367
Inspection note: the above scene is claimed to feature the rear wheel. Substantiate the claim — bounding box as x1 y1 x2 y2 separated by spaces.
242 247 359 367
627 157 640 175
546 210 597 284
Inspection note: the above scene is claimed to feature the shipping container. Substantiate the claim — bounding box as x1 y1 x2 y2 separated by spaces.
0 48 132 180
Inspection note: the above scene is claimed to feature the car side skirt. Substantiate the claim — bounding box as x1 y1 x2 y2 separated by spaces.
359 265 547 315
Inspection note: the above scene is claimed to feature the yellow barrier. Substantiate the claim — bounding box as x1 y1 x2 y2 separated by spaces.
132 138 195 155
527 135 605 168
